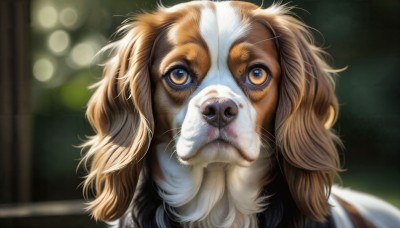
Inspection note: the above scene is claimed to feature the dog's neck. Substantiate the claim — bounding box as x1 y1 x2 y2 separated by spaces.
152 143 272 228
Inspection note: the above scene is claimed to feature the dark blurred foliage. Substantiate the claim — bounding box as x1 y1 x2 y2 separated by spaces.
28 0 399 206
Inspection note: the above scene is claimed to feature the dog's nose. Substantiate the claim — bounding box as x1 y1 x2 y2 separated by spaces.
200 98 238 128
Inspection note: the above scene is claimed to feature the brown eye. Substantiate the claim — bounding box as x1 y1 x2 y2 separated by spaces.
164 67 193 90
248 67 268 85
245 65 272 90
169 68 189 85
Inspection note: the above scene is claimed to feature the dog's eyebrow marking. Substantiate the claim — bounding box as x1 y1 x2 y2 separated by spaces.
204 89 217 96
199 2 249 70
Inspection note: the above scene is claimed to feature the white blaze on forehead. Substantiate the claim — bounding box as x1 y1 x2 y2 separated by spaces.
195 1 250 95
199 2 248 67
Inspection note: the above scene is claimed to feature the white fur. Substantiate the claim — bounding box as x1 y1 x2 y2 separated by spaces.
330 186 400 227
328 193 354 228
154 143 271 228
199 2 250 67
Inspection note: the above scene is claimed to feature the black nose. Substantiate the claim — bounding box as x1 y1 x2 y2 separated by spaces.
200 98 238 128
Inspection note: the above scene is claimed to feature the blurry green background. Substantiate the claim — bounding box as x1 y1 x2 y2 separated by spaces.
2 0 400 225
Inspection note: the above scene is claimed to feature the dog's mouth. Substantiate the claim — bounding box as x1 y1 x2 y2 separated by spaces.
178 137 255 165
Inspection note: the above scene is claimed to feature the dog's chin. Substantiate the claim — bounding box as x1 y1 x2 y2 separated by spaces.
178 139 257 167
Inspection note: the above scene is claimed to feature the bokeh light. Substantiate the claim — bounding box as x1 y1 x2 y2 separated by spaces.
33 58 55 82
60 7 79 28
48 30 70 54
37 5 58 29
69 42 96 68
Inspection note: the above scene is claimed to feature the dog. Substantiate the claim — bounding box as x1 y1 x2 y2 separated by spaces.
80 1 400 227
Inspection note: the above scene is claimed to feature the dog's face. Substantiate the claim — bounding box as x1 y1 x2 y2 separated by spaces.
151 2 280 166
81 1 340 225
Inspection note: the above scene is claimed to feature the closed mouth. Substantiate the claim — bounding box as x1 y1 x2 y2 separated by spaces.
179 137 254 163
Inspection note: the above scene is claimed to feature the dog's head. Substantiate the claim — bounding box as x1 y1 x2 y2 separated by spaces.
81 1 340 224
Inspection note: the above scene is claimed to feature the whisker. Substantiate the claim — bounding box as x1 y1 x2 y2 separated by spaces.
253 35 281 45
162 129 181 161
259 132 275 143
169 149 177 161
256 125 276 145
257 125 276 138
160 127 181 137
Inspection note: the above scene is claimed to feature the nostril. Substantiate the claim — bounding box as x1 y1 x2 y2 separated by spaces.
201 101 217 118
224 107 233 117
223 105 238 118
204 106 216 117
222 100 238 120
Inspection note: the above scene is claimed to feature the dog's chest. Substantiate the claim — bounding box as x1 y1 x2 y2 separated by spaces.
153 144 270 227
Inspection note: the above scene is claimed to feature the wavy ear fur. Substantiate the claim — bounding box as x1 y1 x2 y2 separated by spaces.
255 5 341 222
80 13 173 221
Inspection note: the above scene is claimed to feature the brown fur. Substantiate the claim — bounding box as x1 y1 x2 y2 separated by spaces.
253 6 341 221
228 21 281 133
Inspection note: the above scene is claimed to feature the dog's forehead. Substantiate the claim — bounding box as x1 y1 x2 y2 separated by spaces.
192 2 251 92
199 2 250 67
153 1 278 104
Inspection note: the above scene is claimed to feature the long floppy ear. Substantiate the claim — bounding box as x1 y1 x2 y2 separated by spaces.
255 5 341 222
80 13 170 221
